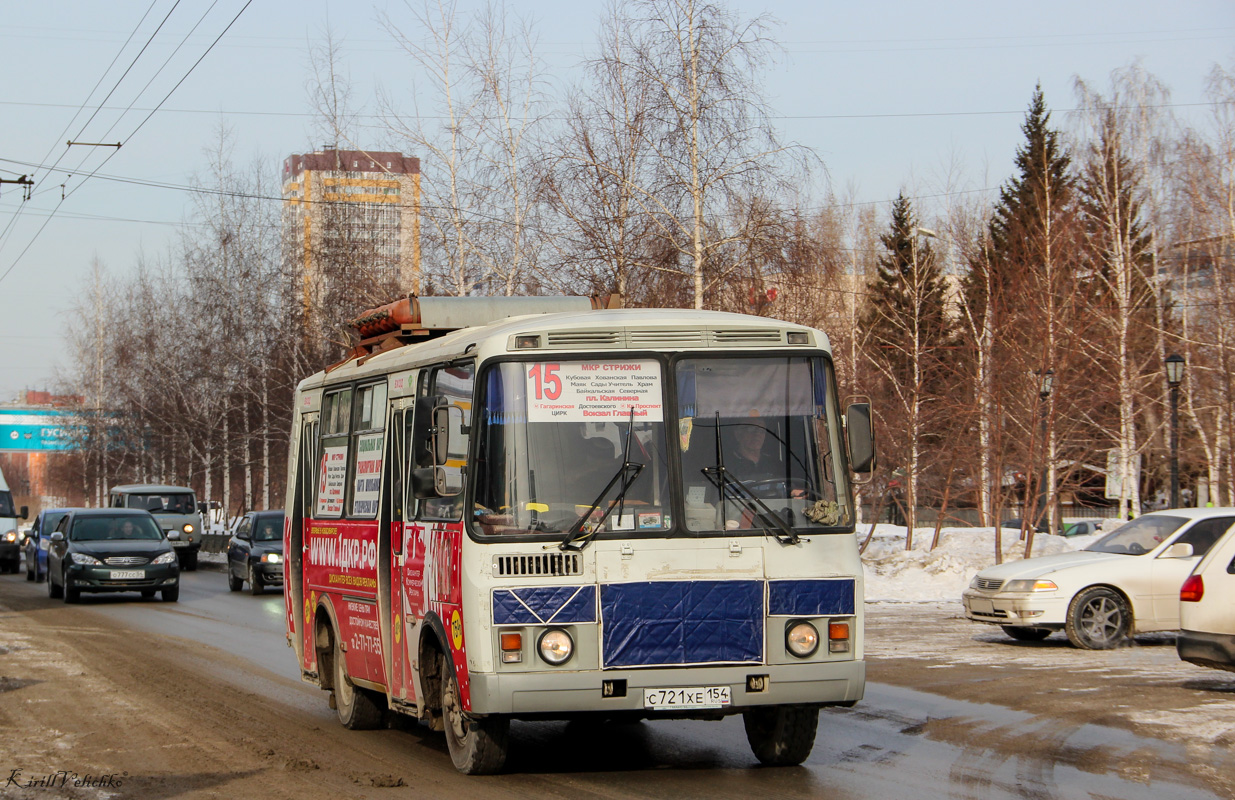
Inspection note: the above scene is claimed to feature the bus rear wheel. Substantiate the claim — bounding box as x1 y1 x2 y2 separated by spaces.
743 704 819 766
332 633 381 730
440 651 508 774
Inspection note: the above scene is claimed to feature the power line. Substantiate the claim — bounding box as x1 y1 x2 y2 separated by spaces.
0 98 1228 122
0 0 255 287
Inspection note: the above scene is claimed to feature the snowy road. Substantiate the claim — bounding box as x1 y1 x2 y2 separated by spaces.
0 564 1232 798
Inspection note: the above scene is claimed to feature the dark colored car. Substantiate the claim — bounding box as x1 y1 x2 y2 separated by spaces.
46 508 181 603
24 508 73 582
227 510 285 596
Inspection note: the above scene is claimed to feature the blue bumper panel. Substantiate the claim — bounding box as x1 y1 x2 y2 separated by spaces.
601 580 763 668
493 585 597 625
768 578 855 616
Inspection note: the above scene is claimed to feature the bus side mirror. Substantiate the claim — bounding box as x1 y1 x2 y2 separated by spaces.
19 506 28 520
845 403 876 474
411 467 464 498
197 502 209 515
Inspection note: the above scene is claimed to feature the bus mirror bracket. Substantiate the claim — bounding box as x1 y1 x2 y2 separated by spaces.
845 402 876 475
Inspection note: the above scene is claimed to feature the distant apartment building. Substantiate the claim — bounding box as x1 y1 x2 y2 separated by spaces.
281 149 421 319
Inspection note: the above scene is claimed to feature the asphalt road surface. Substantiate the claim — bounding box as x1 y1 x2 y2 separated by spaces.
1 561 1232 799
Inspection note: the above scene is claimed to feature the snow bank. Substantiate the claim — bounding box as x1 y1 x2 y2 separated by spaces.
859 524 1103 604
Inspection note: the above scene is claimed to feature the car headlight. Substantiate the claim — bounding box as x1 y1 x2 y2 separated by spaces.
72 553 102 565
261 552 282 564
537 629 573 665
1003 579 1058 592
182 524 195 533
786 621 820 657
152 552 177 565
969 575 981 589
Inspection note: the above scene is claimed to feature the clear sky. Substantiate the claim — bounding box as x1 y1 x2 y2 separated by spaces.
1 0 1232 400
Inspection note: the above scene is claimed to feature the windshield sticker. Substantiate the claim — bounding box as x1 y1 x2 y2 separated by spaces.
352 432 384 516
316 445 348 517
526 361 663 423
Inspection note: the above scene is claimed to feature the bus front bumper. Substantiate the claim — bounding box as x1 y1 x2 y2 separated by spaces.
466 660 864 716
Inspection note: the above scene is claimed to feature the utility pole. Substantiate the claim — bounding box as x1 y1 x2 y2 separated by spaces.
0 175 34 201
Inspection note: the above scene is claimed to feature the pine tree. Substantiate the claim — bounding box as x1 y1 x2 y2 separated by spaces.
958 85 1082 541
860 192 952 542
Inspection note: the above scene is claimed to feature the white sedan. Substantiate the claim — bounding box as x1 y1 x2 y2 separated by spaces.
963 508 1235 649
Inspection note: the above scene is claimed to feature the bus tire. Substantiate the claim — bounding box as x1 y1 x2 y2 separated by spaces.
333 633 381 730
441 650 508 774
181 550 198 571
743 704 819 766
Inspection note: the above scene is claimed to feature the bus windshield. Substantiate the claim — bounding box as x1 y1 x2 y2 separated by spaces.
676 356 848 532
0 490 13 518
471 355 850 538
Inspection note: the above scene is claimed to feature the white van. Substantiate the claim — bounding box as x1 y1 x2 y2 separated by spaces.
0 466 29 573
1177 522 1235 673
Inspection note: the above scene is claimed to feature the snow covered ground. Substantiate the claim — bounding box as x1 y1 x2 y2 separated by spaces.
859 523 1102 604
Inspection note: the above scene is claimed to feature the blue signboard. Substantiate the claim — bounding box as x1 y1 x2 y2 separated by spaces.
0 409 85 452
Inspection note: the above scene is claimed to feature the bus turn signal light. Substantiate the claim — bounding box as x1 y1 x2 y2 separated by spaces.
829 622 850 653
500 632 523 663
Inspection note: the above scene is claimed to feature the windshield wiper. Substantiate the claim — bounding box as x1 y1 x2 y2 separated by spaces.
701 413 800 545
558 409 645 552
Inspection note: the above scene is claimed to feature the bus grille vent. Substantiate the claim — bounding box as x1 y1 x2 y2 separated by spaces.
494 553 583 577
627 329 707 347
709 328 784 344
545 331 623 348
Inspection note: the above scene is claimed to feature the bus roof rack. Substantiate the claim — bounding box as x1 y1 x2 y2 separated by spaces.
340 293 622 364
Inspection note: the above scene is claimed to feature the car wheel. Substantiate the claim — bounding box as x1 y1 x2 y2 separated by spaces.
48 566 63 598
162 586 179 602
63 573 80 604
1065 587 1130 650
1002 626 1052 642
26 554 35 581
332 631 382 730
440 650 509 774
249 564 264 596
228 568 243 592
742 704 819 766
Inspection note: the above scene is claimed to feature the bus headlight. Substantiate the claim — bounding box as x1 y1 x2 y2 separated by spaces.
785 621 820 658
182 524 195 534
537 629 573 665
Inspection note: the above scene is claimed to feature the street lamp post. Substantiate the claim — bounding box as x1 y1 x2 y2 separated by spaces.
1166 354 1185 508
1034 369 1054 528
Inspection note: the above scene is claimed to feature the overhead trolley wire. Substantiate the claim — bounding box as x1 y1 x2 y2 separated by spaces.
0 0 254 288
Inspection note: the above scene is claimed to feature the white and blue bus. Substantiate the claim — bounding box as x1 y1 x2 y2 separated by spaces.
284 295 875 773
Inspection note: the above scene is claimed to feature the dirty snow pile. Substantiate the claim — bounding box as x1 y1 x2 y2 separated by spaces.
859 524 1103 604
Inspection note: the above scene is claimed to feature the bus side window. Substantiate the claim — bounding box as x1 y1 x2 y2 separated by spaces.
419 362 474 522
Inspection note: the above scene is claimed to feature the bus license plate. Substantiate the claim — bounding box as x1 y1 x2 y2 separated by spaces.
109 570 144 580
644 686 731 710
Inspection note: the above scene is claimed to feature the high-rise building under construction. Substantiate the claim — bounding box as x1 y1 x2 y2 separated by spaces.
281 149 421 318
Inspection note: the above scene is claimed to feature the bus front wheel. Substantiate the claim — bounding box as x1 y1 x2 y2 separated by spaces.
742 704 819 766
440 651 508 774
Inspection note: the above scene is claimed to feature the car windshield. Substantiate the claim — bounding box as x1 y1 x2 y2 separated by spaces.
1085 515 1186 555
0 490 14 517
253 517 283 541
72 516 163 541
125 493 195 514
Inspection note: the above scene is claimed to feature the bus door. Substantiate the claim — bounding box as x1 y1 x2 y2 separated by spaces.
386 398 419 703
293 411 320 675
